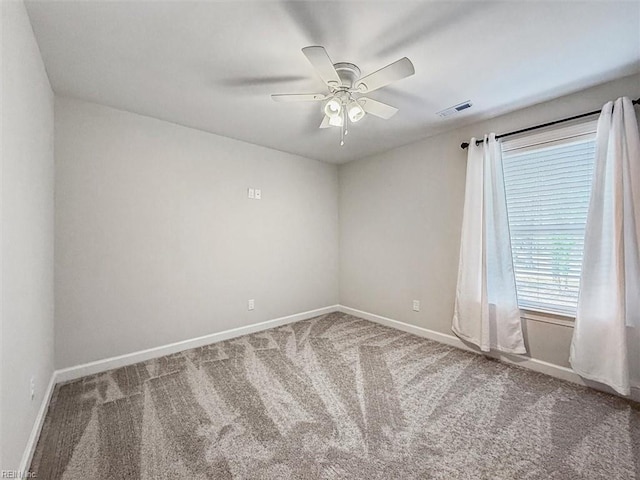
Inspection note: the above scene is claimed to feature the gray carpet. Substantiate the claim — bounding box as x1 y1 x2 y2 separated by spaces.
30 313 640 479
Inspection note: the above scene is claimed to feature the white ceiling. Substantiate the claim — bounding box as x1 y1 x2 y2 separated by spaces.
26 1 640 164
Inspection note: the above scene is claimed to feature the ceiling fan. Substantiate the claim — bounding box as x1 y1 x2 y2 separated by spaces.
271 46 415 145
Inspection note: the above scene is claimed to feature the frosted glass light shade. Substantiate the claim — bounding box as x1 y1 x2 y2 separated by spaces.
324 98 342 118
348 101 365 122
329 115 343 127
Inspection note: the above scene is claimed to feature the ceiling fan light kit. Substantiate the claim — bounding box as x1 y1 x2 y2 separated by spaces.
272 46 415 146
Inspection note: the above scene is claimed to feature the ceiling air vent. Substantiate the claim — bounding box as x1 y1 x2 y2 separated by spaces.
437 100 473 118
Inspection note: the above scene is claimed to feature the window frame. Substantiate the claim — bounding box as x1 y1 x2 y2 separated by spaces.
501 120 598 322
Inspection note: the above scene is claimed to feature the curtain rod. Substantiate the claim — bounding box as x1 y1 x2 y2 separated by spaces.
460 97 640 149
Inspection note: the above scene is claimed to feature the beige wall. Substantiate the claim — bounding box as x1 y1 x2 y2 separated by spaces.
54 97 339 369
339 73 640 369
1 0 55 470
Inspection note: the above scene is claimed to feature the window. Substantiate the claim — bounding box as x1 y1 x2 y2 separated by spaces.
501 122 597 316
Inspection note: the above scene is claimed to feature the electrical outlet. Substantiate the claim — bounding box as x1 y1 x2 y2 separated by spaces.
30 376 35 401
248 188 255 199
248 299 255 311
255 189 261 200
412 300 420 312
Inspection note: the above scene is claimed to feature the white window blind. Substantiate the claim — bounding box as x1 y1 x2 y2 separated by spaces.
501 121 597 316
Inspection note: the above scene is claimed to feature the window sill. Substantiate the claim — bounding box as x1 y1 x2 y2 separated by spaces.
520 309 575 328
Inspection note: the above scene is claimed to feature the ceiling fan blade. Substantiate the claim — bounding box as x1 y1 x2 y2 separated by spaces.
359 97 399 119
319 116 331 129
271 93 327 102
354 57 415 93
302 46 342 87
216 75 310 87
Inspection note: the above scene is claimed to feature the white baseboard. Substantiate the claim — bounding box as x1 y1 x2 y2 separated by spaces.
56 305 339 383
18 371 56 474
338 305 640 402
339 305 475 352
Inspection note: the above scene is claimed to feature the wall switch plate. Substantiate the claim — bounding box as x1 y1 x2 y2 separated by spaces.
30 376 35 401
248 188 255 199
248 299 255 311
255 189 261 200
412 300 420 312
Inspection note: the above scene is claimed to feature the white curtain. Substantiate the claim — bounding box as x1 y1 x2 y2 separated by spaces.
570 97 640 396
452 134 526 354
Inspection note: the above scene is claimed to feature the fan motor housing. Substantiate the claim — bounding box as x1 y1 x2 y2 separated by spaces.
333 62 361 89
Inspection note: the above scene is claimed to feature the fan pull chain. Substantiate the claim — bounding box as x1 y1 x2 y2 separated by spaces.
345 110 349 136
340 110 347 146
